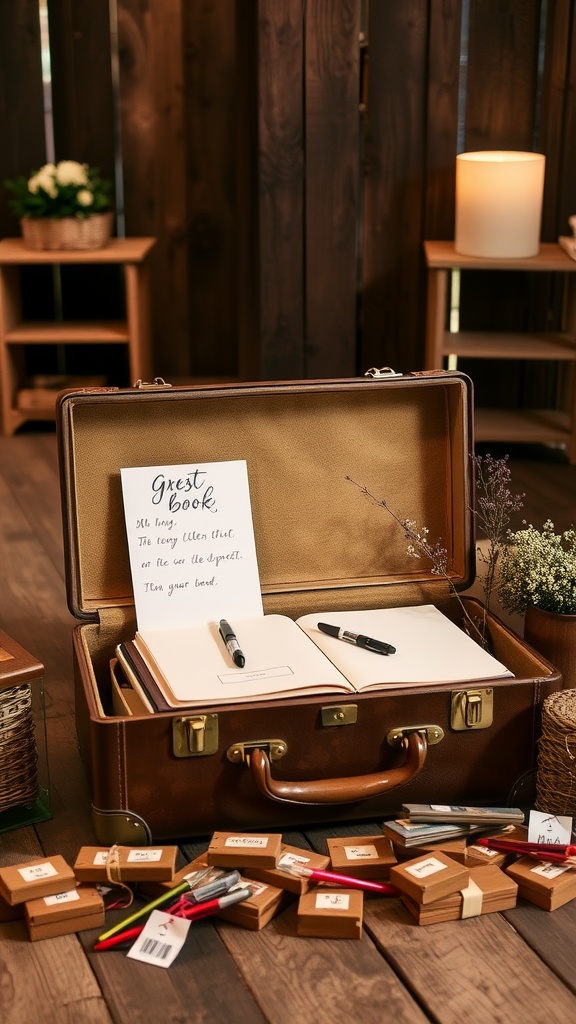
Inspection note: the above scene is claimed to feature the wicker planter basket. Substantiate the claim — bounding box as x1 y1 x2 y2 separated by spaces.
20 211 114 251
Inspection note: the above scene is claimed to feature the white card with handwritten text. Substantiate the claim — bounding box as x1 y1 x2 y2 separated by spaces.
120 461 263 631
527 810 573 847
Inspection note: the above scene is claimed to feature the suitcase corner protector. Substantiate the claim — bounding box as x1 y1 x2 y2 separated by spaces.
92 806 152 846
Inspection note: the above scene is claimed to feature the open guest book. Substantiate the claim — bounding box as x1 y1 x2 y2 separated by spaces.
117 459 512 713
121 605 513 712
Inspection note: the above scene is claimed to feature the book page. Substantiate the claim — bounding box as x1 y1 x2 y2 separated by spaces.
120 461 263 631
135 614 353 706
296 605 513 688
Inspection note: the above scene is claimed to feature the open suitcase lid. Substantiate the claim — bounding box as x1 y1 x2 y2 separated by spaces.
56 371 475 622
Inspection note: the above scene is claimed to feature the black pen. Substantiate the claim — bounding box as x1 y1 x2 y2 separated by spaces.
219 619 246 667
317 622 396 655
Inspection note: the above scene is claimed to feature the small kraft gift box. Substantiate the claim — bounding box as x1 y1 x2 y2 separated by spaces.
206 832 282 870
0 855 76 905
297 888 364 939
401 865 518 925
505 856 576 911
0 629 51 834
389 851 469 904
464 825 530 868
73 845 177 883
326 835 396 879
24 884 104 941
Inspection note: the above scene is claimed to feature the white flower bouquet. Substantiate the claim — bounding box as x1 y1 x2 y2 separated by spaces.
4 160 112 220
499 520 576 615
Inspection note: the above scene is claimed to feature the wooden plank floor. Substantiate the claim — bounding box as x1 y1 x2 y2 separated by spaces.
1 428 576 1024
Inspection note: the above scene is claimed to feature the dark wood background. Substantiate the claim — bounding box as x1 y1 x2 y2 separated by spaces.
1 1 575 396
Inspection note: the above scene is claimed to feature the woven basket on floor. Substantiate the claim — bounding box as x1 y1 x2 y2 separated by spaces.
536 688 576 817
20 211 114 251
0 684 38 813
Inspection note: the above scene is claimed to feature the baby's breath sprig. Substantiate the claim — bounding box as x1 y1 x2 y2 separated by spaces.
499 520 576 615
345 476 486 647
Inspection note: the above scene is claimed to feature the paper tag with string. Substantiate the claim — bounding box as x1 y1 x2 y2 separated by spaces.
127 910 190 967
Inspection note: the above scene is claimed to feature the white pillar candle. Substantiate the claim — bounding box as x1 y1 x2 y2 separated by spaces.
455 151 546 258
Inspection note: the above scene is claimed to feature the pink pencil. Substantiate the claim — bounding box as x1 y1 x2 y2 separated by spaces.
287 863 399 894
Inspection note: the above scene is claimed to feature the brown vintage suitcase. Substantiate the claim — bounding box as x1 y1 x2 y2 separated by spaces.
56 371 561 844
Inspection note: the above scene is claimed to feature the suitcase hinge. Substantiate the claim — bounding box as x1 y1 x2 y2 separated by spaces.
227 739 288 763
364 366 403 379
135 377 173 389
450 688 494 731
173 714 219 757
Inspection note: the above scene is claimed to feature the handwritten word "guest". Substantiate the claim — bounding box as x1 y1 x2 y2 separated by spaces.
151 471 217 513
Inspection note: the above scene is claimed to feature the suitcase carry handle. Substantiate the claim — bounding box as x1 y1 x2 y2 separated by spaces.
246 731 427 805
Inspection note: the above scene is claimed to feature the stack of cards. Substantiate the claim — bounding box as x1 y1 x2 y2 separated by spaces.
402 804 525 826
0 855 105 942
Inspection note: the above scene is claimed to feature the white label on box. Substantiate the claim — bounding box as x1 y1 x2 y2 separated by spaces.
224 836 269 849
278 852 311 870
44 890 81 907
127 849 163 863
468 845 499 857
315 893 350 910
531 862 573 879
19 862 58 882
405 857 447 880
93 851 109 865
344 844 379 861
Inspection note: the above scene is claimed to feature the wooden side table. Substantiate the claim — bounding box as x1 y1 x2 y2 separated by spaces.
424 240 576 463
0 237 156 435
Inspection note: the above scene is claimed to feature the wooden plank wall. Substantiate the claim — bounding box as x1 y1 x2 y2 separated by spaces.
1 1 576 389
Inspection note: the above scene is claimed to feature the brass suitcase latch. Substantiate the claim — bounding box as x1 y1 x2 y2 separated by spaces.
451 688 494 730
172 714 219 757
321 704 358 727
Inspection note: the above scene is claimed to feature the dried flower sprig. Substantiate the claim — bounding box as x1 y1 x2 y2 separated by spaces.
471 453 524 633
345 476 486 646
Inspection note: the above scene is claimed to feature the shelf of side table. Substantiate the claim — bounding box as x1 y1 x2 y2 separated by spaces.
0 237 156 435
423 240 576 463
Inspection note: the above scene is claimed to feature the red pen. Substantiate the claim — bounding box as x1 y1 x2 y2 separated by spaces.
93 887 252 951
286 863 399 895
475 837 576 863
